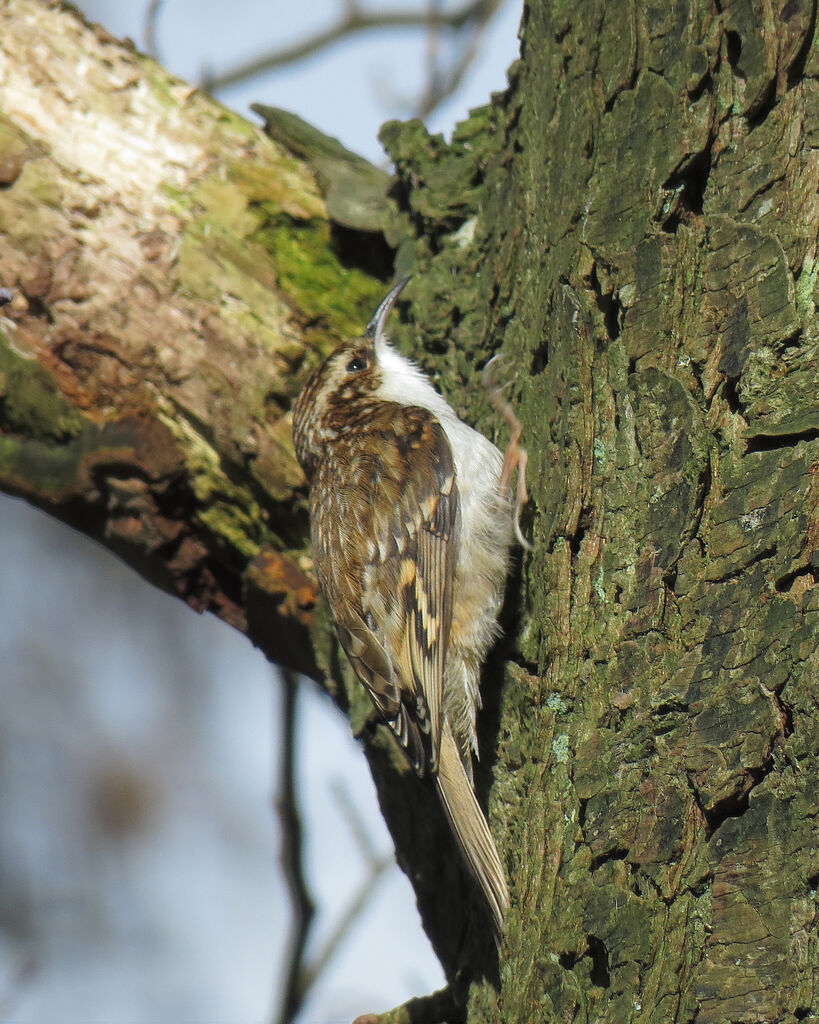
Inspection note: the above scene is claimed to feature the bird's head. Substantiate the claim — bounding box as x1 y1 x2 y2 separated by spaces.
292 279 409 475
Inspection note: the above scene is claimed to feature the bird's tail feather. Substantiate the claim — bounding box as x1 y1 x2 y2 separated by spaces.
436 724 509 937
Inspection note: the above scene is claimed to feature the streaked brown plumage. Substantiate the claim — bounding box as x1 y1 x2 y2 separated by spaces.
292 281 525 934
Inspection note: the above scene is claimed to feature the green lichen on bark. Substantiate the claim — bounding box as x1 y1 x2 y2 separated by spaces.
0 336 84 442
494 2 817 1020
379 0 818 1019
0 0 401 676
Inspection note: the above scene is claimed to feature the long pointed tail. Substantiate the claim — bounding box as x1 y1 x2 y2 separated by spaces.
435 724 509 937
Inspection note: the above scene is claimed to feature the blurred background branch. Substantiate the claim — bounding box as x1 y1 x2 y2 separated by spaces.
144 0 503 121
275 669 315 1024
296 783 393 1005
274 672 394 1024
144 0 164 57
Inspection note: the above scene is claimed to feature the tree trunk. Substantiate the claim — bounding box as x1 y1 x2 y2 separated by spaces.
1 1 817 1020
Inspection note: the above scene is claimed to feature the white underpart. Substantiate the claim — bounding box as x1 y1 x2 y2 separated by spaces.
375 337 512 761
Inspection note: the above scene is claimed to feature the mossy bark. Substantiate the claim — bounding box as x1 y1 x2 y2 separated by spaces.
1 1 817 1021
0 1 395 680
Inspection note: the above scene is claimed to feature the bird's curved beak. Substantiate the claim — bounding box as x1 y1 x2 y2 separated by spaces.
364 277 411 345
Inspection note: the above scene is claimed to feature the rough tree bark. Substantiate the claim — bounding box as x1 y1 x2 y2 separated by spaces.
1 1 818 1021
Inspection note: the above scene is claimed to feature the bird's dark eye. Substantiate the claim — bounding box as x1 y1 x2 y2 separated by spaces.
346 355 368 373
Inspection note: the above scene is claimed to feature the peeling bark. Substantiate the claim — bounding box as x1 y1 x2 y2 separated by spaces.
1 0 818 1020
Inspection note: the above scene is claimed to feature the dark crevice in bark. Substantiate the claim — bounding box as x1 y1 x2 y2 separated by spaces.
746 429 819 453
569 508 592 558
704 758 774 837
553 20 570 43
689 355 705 395
185 547 244 615
778 694 795 739
587 935 611 988
530 336 549 374
505 653 539 680
328 224 394 280
703 785 752 837
586 261 622 342
689 459 712 545
662 563 678 593
688 873 713 898
775 566 819 591
737 170 788 213
781 326 804 348
53 335 136 373
786 1 818 90
721 377 743 415
746 77 779 130
724 30 742 71
662 147 712 231
88 459 161 493
688 71 714 103
602 61 640 115
706 543 778 585
653 698 688 716
559 935 612 989
589 848 629 872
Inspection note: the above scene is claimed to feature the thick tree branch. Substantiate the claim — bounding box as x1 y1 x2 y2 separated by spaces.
0 0 393 680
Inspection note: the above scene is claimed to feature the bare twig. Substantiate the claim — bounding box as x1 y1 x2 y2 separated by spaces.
329 777 381 863
424 0 444 109
273 668 315 1024
202 0 499 94
416 1 493 117
298 780 393 997
143 0 164 59
298 848 393 999
271 676 396 1024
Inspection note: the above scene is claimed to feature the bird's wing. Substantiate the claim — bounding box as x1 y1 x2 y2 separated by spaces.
317 406 458 777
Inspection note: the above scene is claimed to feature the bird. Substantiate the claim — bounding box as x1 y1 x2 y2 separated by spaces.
291 279 527 935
